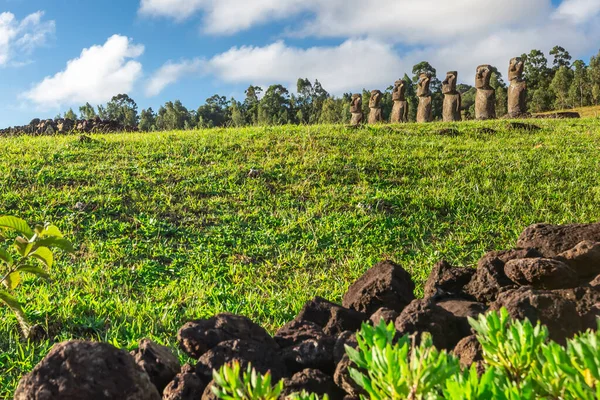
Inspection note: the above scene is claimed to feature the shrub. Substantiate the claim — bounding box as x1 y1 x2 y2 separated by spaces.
0 216 74 338
212 309 600 399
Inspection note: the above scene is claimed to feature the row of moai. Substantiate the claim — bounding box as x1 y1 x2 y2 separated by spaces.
350 57 527 125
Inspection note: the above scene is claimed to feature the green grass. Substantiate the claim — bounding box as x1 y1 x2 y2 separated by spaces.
1 119 600 397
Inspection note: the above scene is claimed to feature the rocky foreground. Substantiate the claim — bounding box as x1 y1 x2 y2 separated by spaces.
13 222 600 400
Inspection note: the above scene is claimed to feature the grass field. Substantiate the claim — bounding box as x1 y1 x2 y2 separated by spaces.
537 104 600 118
2 119 600 397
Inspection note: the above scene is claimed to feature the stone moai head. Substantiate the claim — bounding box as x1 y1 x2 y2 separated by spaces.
417 73 431 97
475 65 492 90
369 90 382 108
392 80 407 101
350 94 362 113
509 57 525 82
442 71 458 94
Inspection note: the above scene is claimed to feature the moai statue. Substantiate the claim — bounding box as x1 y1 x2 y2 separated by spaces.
390 80 409 123
475 65 496 120
416 73 432 123
442 71 461 122
368 90 384 124
507 57 527 118
350 94 363 126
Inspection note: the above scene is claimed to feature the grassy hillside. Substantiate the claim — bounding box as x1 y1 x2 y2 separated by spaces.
537 105 600 118
2 119 600 397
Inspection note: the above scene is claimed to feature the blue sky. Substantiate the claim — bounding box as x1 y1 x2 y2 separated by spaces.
1 0 599 126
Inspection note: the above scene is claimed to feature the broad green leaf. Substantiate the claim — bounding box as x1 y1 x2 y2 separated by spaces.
0 289 30 337
0 248 13 266
30 246 53 269
17 265 50 280
35 237 75 253
0 216 34 239
14 237 34 257
3 271 21 290
40 224 63 238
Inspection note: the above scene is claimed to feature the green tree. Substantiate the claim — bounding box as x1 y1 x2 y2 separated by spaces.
569 60 591 108
550 66 574 110
258 84 291 125
521 49 554 112
244 86 262 125
79 103 97 120
138 108 156 131
197 95 230 128
550 45 572 70
155 100 191 130
403 73 418 122
104 94 139 126
319 98 343 124
490 67 508 117
589 50 600 104
64 108 78 120
296 78 329 124
229 99 246 127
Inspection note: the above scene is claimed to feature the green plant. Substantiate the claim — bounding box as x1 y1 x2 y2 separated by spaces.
0 216 74 338
212 361 283 400
346 320 460 399
469 308 548 383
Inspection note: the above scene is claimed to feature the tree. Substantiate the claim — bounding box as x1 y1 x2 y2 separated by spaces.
588 50 600 105
319 98 343 124
104 94 139 126
569 60 591 108
550 45 572 70
229 99 245 127
197 95 230 127
155 100 191 130
521 50 554 112
64 108 78 120
489 67 508 117
258 84 291 125
403 73 418 122
550 66 573 110
79 103 97 120
138 108 156 131
244 86 262 125
295 78 329 124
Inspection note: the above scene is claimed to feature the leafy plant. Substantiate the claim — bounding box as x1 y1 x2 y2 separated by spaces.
212 361 283 400
0 216 74 337
346 320 460 399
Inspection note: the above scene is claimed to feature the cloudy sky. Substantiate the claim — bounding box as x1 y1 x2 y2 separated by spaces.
1 0 600 126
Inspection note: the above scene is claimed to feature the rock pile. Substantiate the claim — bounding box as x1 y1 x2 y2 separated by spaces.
0 117 137 137
14 222 600 399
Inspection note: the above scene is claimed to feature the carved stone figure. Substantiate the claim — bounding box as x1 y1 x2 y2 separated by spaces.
368 90 384 124
475 65 496 120
442 71 461 122
416 73 432 123
350 94 363 126
508 57 527 118
391 80 409 123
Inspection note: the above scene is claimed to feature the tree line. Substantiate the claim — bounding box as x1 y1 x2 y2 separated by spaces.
55 46 600 130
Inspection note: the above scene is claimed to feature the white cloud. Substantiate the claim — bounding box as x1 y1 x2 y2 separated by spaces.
138 0 553 41
554 0 600 23
141 0 600 94
0 11 55 66
23 35 144 108
205 39 406 94
145 58 204 96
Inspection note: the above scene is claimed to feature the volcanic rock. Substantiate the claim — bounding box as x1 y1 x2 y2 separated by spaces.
130 339 181 394
556 241 600 279
504 258 578 289
517 223 600 257
14 340 161 400
423 260 474 299
492 287 581 343
280 369 344 400
195 339 286 382
342 261 415 315
178 313 276 359
296 297 367 336
162 364 206 400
